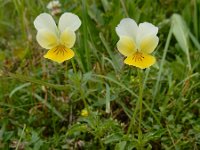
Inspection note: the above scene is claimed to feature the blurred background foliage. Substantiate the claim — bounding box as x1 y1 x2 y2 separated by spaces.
0 0 200 149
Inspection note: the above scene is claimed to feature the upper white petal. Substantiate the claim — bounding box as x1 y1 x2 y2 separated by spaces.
137 22 158 44
58 12 81 32
115 18 138 40
34 13 58 34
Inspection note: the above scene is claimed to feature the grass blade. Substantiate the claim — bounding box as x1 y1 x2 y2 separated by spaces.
32 93 65 121
7 72 69 90
171 14 191 70
9 82 31 98
152 29 172 105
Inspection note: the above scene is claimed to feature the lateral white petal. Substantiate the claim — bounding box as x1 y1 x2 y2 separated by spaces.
36 29 59 49
34 13 57 34
58 12 81 32
117 36 137 56
116 18 138 40
60 29 76 48
140 35 159 54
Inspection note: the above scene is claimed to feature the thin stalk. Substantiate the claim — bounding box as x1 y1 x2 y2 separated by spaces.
152 29 172 106
15 124 26 150
193 0 198 39
71 59 77 74
127 69 144 148
6 72 69 90
94 74 161 125
79 80 89 113
120 0 129 17
81 0 91 71
127 98 140 134
98 137 105 149
138 69 144 148
13 0 27 40
186 49 192 71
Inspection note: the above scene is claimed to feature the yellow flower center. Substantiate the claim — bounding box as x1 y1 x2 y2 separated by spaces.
132 52 144 62
52 45 67 56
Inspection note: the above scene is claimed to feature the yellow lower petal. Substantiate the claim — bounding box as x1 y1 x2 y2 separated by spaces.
44 45 74 63
124 52 156 69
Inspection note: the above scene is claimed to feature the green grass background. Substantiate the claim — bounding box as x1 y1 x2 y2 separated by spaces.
0 0 200 149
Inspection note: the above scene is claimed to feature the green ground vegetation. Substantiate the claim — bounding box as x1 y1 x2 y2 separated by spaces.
0 0 200 149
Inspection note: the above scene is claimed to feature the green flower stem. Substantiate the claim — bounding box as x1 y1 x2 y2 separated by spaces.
71 60 88 112
80 88 89 111
127 98 139 134
16 124 26 150
138 69 144 148
71 59 77 74
127 69 144 148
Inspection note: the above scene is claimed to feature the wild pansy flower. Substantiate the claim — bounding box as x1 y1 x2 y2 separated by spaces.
116 18 159 69
34 12 81 63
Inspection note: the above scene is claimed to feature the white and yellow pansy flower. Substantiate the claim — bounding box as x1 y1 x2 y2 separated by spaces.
34 12 81 63
116 18 159 69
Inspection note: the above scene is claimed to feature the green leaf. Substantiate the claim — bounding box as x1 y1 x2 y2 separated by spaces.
103 133 123 144
171 14 189 54
144 129 166 142
115 141 127 150
171 13 191 70
67 124 88 137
